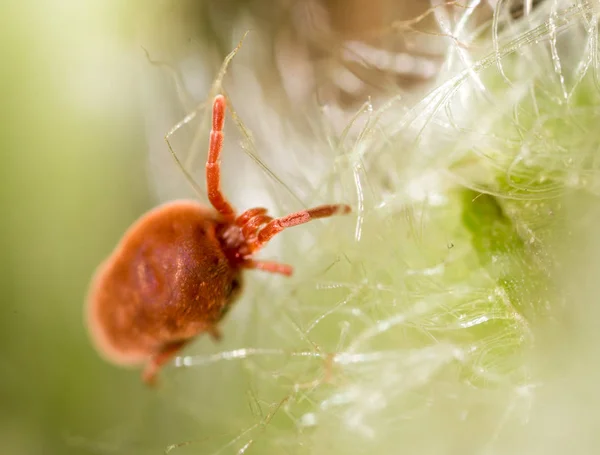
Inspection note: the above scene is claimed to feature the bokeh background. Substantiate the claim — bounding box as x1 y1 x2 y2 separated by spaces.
1 2 163 453
3 1 600 454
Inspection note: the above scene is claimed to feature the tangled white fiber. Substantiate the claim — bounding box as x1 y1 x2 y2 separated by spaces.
135 1 600 454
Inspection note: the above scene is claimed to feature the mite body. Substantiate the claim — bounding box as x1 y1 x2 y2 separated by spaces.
87 95 350 385
88 203 240 381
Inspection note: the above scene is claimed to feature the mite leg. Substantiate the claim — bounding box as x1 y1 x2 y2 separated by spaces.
207 326 222 342
241 214 273 239
243 259 293 276
142 340 188 386
249 204 351 252
206 95 236 221
236 207 268 226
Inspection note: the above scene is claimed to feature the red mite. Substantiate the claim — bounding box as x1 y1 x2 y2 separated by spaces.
86 95 351 385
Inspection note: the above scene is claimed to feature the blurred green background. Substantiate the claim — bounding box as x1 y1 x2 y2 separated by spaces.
0 1 187 453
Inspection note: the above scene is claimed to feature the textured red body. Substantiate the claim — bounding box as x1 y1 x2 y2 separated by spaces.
86 95 351 385
88 203 240 367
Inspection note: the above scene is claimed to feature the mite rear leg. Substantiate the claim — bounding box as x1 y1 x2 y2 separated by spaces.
207 325 222 342
142 340 188 386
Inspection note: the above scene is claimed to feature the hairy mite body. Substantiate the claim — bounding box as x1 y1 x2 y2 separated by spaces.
88 203 241 371
87 95 351 385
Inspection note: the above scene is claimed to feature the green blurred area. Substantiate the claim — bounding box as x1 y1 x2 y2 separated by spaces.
0 2 199 454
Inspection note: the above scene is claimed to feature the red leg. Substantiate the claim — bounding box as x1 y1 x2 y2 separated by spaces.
249 204 351 252
208 326 222 342
206 95 236 221
142 340 188 386
243 259 293 276
241 214 273 239
236 207 268 226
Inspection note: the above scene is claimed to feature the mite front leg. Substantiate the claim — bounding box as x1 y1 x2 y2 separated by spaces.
249 204 351 252
206 95 236 221
236 207 268 226
241 215 273 240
